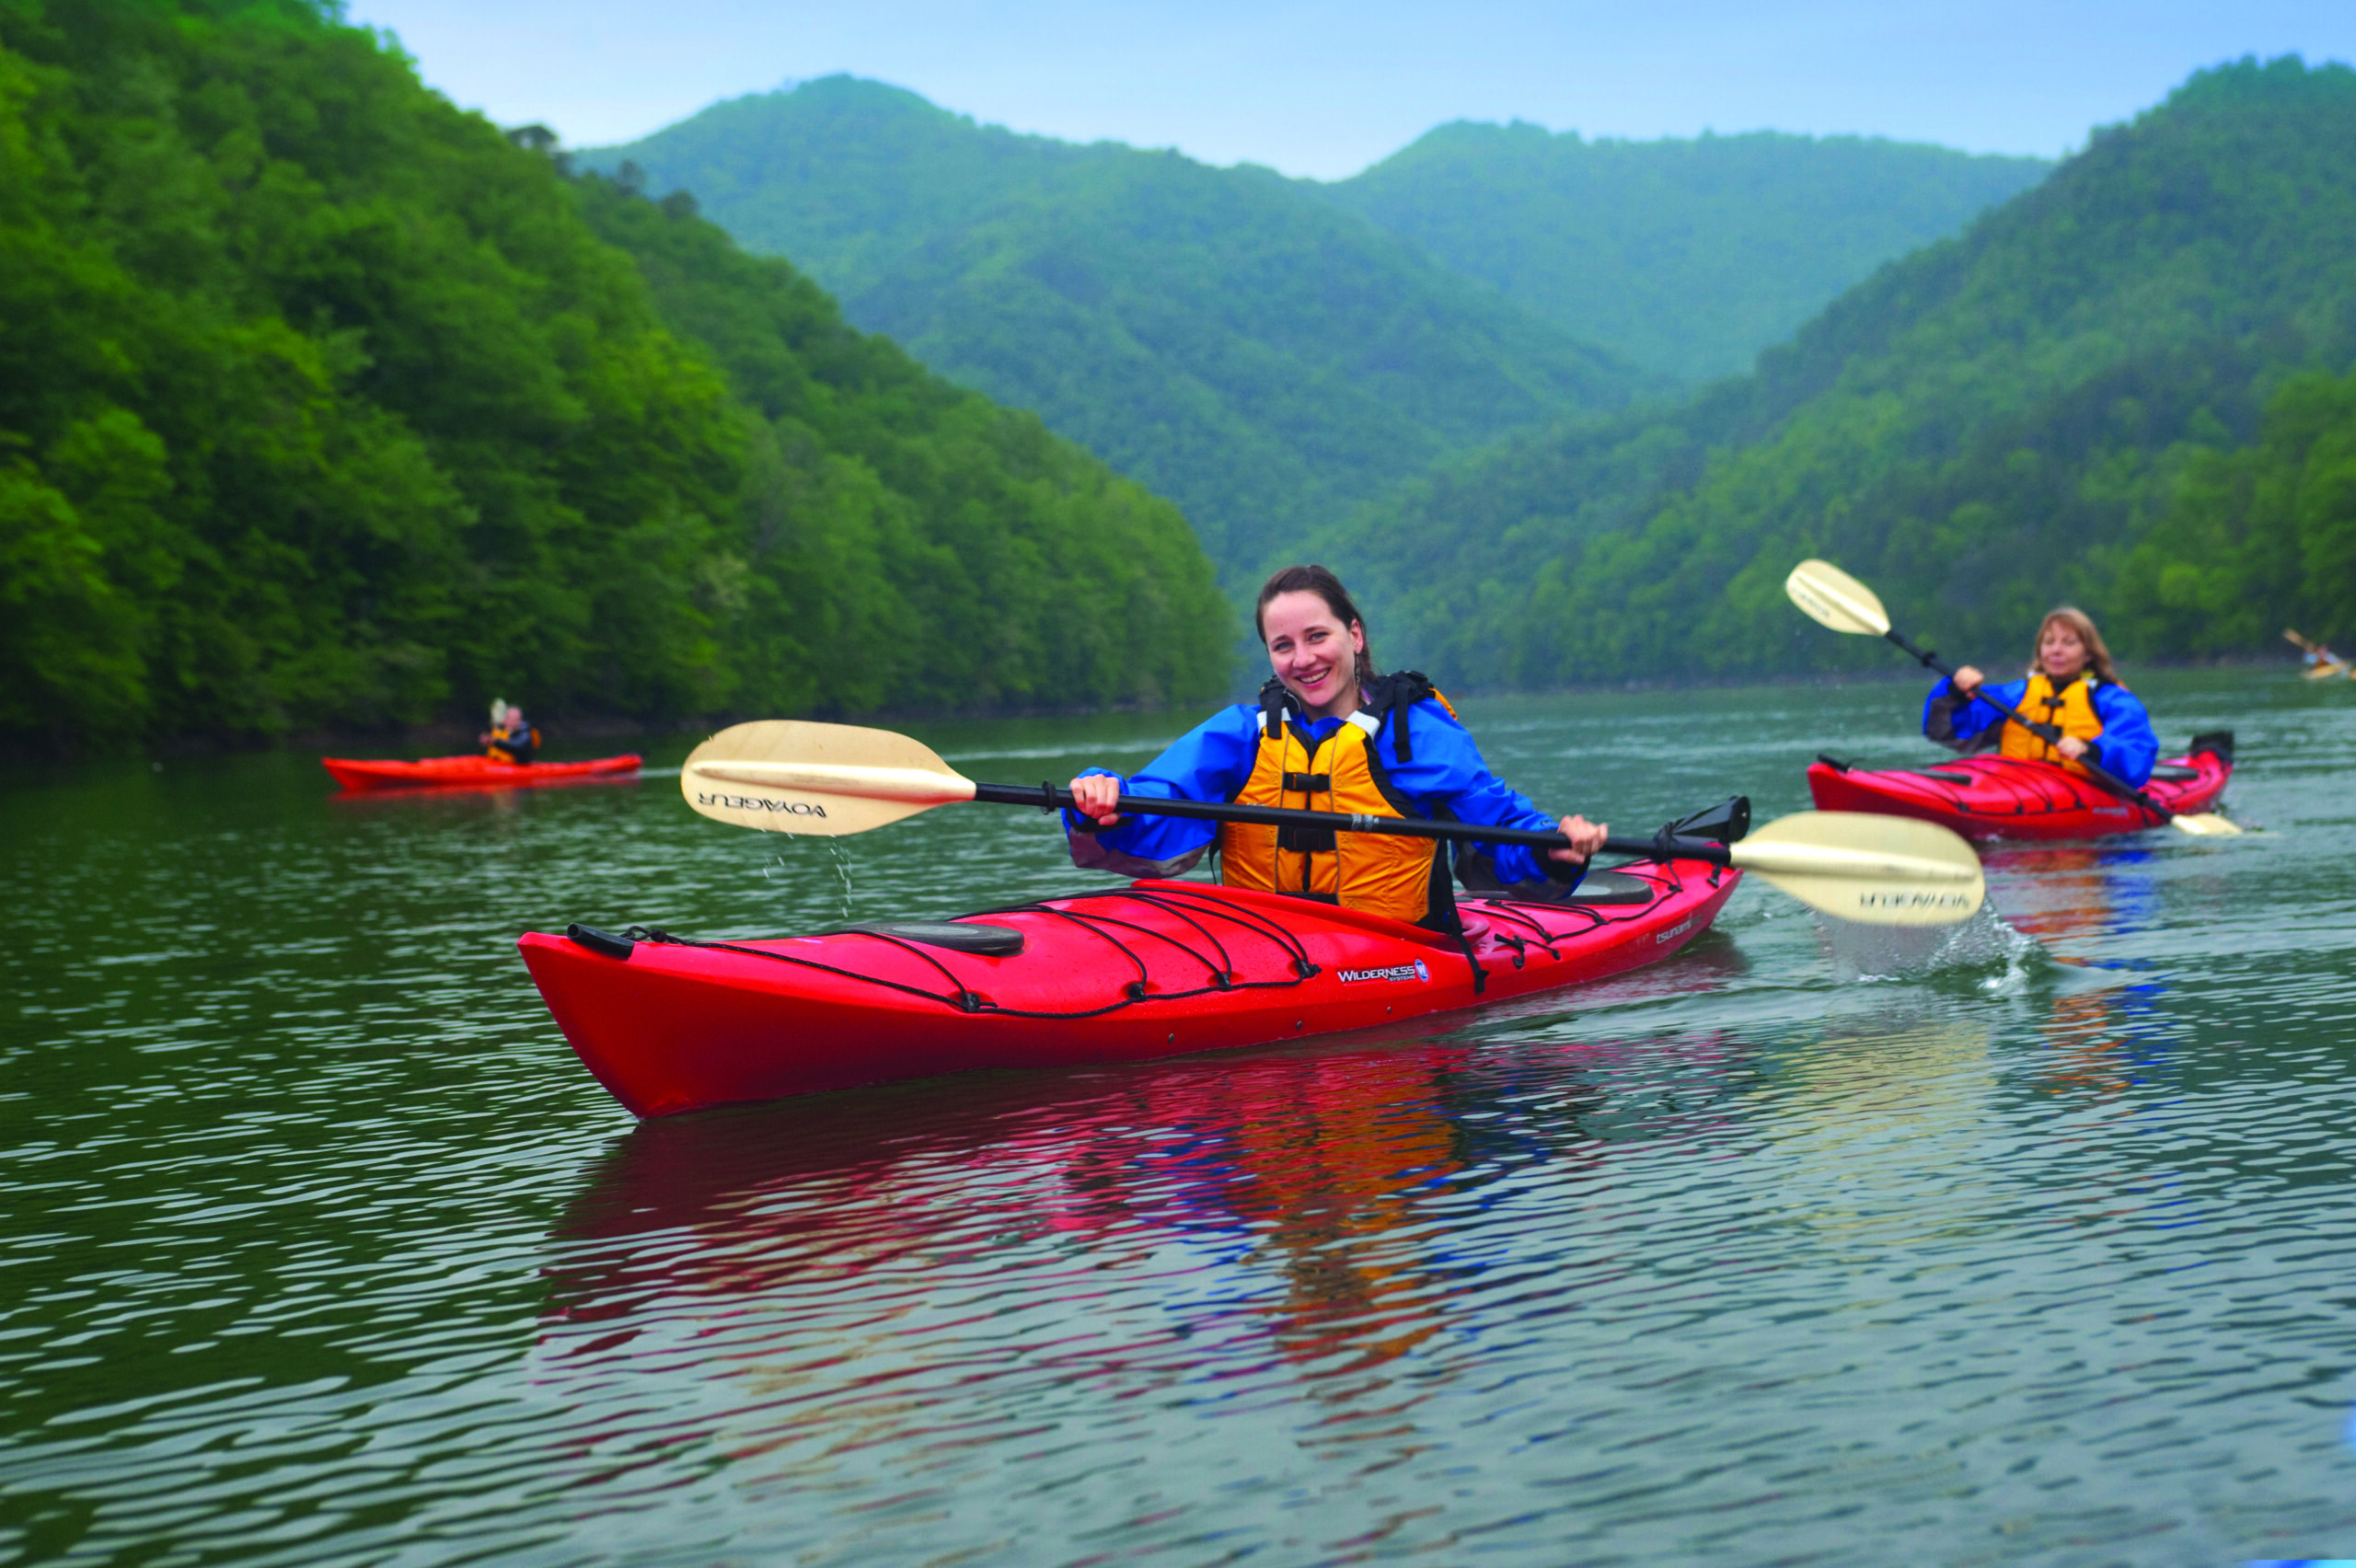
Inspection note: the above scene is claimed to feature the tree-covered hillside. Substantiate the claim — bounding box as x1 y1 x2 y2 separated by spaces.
2116 364 2356 655
585 78 1652 579
0 0 1228 749
1314 57 2356 691
1326 124 2050 384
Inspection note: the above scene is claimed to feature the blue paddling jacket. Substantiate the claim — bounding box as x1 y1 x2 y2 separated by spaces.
1064 688 1573 897
1922 674 2160 787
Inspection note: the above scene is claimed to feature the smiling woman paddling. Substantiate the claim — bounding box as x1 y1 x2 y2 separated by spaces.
1064 564 1608 934
1925 605 2160 787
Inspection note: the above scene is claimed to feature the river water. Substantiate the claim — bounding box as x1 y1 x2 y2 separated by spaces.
4 673 2353 1567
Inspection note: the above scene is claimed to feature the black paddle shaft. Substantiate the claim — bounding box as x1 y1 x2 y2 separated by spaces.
1880 628 2172 817
970 781 1734 865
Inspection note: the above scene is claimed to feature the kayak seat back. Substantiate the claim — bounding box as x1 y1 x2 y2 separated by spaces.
1565 870 1659 905
842 922 1025 957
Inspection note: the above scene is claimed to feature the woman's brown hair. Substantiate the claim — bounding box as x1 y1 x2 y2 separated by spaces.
2030 606 2120 686
1255 564 1375 687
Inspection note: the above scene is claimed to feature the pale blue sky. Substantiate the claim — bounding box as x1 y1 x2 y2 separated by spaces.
345 0 2356 179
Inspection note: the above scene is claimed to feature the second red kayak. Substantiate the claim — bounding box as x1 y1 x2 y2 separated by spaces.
322 754 642 791
520 863 1741 1118
1807 732 2232 841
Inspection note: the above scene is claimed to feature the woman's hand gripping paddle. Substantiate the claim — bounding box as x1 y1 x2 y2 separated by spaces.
681 720 1986 927
1784 559 2241 836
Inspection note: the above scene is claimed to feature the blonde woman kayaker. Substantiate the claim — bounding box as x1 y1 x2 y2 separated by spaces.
1925 606 2159 786
1064 564 1608 934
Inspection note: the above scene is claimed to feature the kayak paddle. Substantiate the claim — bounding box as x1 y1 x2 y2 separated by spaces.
679 720 1986 926
1784 559 2241 836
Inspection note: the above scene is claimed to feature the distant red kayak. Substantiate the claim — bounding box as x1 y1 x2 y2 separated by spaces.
321 754 642 791
1806 732 2232 841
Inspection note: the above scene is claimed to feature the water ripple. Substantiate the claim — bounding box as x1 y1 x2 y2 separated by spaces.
4 674 2356 1564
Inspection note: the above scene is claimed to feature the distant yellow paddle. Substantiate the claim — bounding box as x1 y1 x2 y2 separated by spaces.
679 720 1988 926
1785 559 2241 836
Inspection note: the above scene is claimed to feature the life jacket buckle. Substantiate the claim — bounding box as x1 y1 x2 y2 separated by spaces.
1277 823 1336 853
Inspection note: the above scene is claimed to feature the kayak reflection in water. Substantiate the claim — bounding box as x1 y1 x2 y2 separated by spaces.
1064 563 1608 935
1924 605 2159 788
481 700 540 766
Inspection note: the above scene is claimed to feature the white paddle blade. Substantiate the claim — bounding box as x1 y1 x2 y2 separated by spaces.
681 721 976 836
2166 811 2243 837
1729 810 1984 925
1784 559 1893 638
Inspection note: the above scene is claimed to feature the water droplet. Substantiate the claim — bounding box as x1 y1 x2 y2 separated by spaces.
826 842 854 923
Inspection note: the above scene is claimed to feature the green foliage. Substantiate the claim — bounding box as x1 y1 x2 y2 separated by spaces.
1326 123 2050 385
1317 57 2356 692
2114 367 2356 651
576 177 1230 713
583 77 1654 580
0 1 1228 747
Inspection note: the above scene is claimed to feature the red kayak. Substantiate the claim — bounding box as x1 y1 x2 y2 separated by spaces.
321 754 641 791
519 863 1741 1118
1806 732 2232 841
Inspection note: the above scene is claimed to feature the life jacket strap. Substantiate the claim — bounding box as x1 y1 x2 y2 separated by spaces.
1357 670 1438 761
1258 678 1289 742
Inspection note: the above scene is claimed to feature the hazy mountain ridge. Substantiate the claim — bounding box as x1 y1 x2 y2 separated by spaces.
1325 122 2050 384
585 77 1653 579
582 76 1091 299
836 147 1647 574
1312 56 2356 688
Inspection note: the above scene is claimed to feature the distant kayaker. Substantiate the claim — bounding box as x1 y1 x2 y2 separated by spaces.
482 703 540 766
1926 606 2158 786
1063 563 1608 934
2286 628 2350 677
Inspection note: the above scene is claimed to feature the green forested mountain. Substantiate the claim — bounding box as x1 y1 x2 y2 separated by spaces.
585 78 1652 577
586 80 2050 582
1325 124 2050 384
1315 57 2356 690
0 0 1227 748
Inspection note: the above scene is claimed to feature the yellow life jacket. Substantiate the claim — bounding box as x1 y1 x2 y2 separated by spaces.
487 724 539 764
1218 674 1464 932
1999 672 2103 772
